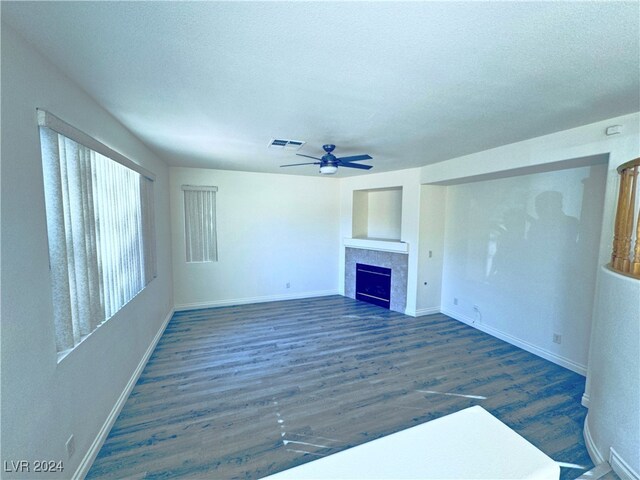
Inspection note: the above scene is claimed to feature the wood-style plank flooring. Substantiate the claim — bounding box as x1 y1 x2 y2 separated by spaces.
87 295 592 479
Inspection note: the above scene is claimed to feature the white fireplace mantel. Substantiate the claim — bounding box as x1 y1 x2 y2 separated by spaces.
343 237 409 254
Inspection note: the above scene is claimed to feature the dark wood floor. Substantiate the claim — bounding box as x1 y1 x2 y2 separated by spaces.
87 295 592 479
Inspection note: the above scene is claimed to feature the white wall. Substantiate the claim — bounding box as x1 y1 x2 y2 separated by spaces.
367 188 403 240
339 168 422 315
440 164 607 373
170 167 340 309
416 185 447 315
0 25 174 479
584 268 640 478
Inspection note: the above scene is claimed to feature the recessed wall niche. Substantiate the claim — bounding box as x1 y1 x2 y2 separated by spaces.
352 187 402 240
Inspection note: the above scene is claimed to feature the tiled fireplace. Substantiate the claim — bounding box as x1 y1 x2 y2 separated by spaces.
345 246 408 313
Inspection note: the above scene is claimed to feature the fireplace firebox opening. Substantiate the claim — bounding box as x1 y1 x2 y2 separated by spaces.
355 263 391 309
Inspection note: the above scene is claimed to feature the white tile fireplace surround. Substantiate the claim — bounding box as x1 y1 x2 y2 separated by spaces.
345 245 408 313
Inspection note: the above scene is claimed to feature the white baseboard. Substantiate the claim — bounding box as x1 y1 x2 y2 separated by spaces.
413 307 441 317
583 417 639 480
441 308 587 376
174 289 340 311
581 393 590 408
610 447 640 480
584 414 606 466
72 308 174 480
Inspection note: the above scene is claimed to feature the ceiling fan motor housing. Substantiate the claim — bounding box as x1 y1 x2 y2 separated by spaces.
322 144 336 153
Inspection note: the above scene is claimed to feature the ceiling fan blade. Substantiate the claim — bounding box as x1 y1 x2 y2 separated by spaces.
336 154 372 162
296 153 323 161
280 162 320 167
338 161 373 170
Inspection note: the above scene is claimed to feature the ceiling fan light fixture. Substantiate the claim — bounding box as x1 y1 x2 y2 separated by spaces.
319 165 338 175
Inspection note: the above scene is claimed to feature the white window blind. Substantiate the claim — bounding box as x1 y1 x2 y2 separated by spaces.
38 109 156 355
182 185 218 263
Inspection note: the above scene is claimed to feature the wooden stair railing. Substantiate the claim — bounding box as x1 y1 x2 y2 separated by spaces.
611 157 640 279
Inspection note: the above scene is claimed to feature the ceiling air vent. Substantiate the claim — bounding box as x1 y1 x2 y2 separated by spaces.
269 139 305 150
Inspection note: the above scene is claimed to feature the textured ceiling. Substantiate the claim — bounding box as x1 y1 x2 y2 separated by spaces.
3 1 639 176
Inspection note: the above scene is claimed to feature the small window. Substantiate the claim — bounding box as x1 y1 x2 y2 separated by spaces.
182 185 218 263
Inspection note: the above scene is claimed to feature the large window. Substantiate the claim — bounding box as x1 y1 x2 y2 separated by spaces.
182 185 218 263
38 110 156 356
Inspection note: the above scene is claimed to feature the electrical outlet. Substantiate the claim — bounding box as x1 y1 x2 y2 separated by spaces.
553 334 562 344
66 435 75 459
453 298 458 306
286 282 290 289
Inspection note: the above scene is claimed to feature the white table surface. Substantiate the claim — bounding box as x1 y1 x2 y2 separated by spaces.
262 405 560 479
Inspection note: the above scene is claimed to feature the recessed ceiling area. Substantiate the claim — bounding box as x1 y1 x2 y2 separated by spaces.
2 1 638 176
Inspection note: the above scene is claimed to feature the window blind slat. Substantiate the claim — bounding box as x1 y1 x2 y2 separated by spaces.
141 177 156 282
58 138 82 345
40 128 75 352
